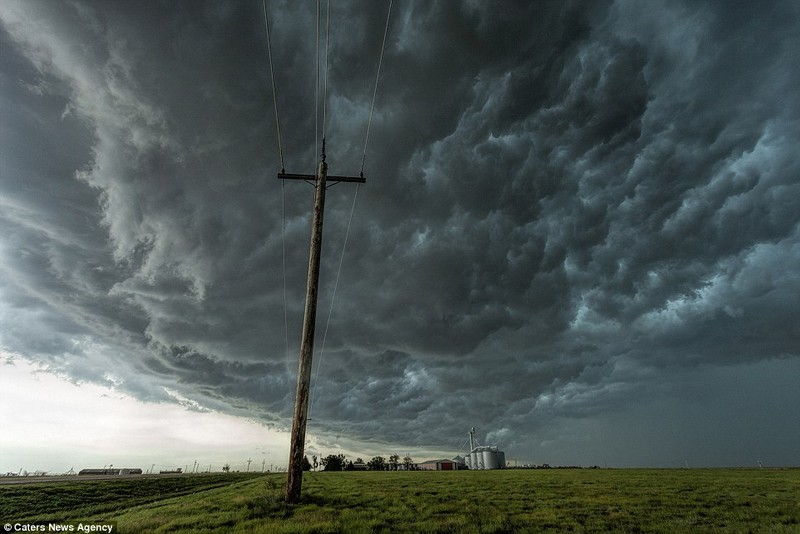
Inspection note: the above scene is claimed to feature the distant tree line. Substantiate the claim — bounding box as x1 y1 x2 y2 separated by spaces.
302 453 415 472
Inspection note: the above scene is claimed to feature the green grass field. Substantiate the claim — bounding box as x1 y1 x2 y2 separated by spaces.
2 469 798 532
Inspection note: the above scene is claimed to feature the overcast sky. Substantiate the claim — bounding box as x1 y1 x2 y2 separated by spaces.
1 0 798 473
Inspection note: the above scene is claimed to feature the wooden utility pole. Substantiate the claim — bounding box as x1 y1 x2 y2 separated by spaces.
281 143 364 504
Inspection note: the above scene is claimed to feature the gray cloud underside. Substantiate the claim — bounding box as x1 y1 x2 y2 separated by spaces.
1 0 798 457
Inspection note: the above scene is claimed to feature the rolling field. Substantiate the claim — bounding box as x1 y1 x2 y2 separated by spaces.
2 469 798 532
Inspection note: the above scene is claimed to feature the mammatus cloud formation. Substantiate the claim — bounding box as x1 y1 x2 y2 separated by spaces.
1 0 798 466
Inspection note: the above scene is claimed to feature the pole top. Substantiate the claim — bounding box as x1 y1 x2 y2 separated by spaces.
318 137 328 176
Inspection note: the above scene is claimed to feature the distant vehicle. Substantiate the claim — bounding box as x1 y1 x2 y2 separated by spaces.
159 468 183 474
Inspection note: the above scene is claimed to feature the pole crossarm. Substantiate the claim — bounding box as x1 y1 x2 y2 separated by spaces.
278 172 366 184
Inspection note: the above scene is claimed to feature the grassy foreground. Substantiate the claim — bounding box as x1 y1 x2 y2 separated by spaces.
2 469 799 532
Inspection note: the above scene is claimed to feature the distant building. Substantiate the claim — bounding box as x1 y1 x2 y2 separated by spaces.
79 469 113 475
78 468 142 476
416 459 459 471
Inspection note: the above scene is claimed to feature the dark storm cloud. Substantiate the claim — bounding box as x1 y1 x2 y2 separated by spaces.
1 0 798 463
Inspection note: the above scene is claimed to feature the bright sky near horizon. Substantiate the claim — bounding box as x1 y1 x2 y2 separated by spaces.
1 356 289 473
1 0 799 472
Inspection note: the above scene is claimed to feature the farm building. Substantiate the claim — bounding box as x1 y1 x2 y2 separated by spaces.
416 459 460 471
79 468 142 475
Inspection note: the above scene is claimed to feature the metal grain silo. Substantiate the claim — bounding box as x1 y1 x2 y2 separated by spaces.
461 428 506 469
483 448 499 470
472 450 484 469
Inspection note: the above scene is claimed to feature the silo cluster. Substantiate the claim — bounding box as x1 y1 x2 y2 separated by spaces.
464 446 505 470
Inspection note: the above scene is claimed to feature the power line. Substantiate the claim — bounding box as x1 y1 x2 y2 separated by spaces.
264 1 291 372
281 181 290 373
309 183 360 417
322 0 331 140
360 0 393 177
315 0 320 167
316 0 332 160
309 0 393 416
262 0 284 173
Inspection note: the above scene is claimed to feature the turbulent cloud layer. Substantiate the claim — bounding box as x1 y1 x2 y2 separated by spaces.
1 0 798 465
